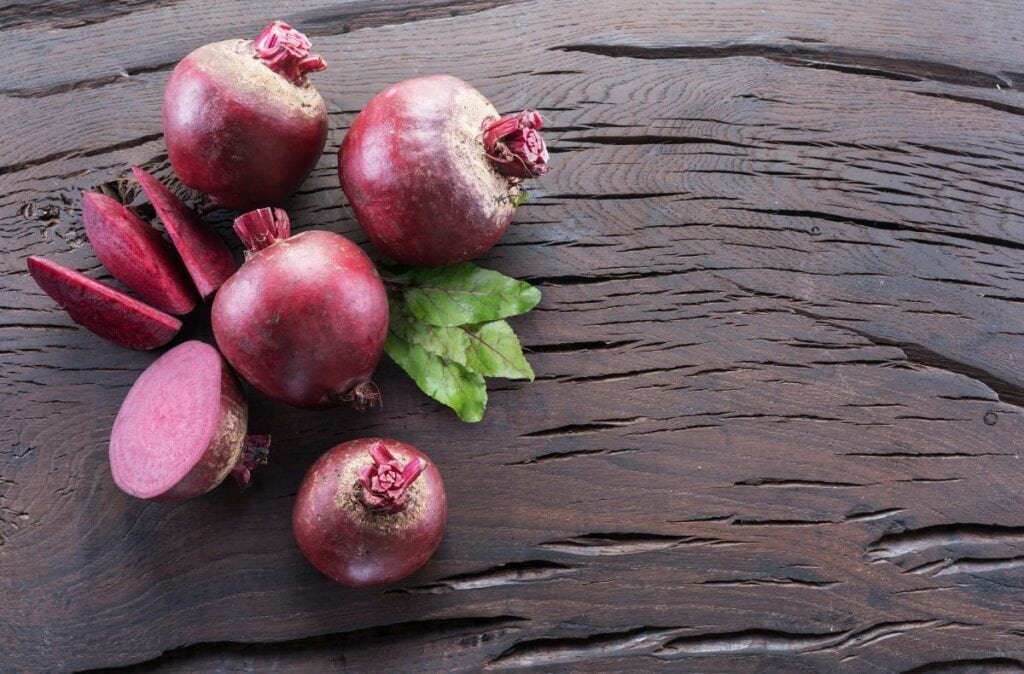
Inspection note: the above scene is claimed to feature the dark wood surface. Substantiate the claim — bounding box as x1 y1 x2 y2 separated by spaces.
3 1 1024 671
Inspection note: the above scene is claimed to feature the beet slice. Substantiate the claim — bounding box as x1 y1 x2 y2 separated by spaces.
81 192 197 315
27 256 181 350
109 340 268 501
132 166 236 299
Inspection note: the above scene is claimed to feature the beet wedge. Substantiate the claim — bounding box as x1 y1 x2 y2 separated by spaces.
27 256 181 350
132 166 235 299
82 192 197 315
109 340 269 501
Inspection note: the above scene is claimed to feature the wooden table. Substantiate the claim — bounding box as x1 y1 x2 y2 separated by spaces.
3 1 1024 671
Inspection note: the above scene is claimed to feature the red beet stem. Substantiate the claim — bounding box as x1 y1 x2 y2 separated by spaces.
233 207 291 254
231 434 271 489
482 109 550 180
357 441 425 514
254 21 326 84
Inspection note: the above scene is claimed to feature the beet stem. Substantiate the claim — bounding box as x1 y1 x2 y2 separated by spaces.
482 110 551 180
357 442 425 514
254 21 326 84
231 434 271 490
234 207 292 253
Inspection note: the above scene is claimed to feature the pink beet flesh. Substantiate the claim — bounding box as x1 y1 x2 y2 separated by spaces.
109 341 252 501
163 22 328 210
27 256 180 350
82 192 197 315
132 166 236 299
212 208 388 409
339 75 548 266
293 438 447 587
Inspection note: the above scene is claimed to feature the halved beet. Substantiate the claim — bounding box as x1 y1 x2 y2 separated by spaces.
109 340 267 501
81 192 197 315
27 256 180 350
132 167 235 299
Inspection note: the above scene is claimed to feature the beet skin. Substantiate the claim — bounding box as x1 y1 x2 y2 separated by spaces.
293 438 447 587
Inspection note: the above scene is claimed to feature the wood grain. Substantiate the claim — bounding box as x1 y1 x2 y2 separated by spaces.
3 0 1024 671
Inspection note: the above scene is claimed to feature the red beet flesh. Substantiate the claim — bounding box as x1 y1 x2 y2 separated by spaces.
163 21 328 210
212 208 388 409
81 192 197 315
293 438 447 587
132 167 236 299
338 74 549 266
27 256 180 350
109 341 267 501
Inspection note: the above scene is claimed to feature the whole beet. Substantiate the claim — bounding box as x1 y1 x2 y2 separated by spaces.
293 438 447 587
164 21 328 210
338 75 550 266
212 208 388 409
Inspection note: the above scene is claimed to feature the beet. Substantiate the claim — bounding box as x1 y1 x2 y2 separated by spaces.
132 166 236 300
163 21 328 210
293 438 447 587
27 256 180 350
81 191 197 315
338 75 549 266
211 208 388 409
109 340 269 501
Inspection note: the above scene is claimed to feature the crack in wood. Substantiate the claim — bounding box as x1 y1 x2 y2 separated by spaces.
524 339 640 354
519 417 649 438
734 478 874 489
913 91 1024 118
386 561 576 594
554 42 1013 89
655 620 942 658
698 577 840 588
488 619 944 667
1 61 177 99
902 657 1024 673
485 625 691 669
295 0 529 37
538 532 738 556
867 524 1024 560
88 615 529 672
0 133 163 176
505 446 645 465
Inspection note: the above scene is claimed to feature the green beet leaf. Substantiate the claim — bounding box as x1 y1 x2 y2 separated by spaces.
385 332 487 423
383 263 541 327
391 306 534 381
462 320 534 380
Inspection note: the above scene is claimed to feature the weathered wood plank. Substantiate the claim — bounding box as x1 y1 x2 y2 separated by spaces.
2 0 1024 671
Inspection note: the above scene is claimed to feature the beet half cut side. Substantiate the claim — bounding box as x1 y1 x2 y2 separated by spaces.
81 191 197 315
109 341 268 501
132 166 236 299
27 256 181 350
